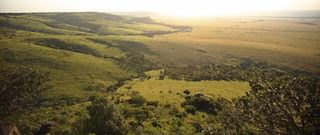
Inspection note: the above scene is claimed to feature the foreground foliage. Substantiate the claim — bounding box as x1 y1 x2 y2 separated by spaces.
216 73 320 135
238 74 319 134
76 96 126 135
0 65 49 119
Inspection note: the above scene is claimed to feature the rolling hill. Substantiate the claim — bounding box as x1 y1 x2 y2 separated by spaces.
1 12 319 135
0 12 191 102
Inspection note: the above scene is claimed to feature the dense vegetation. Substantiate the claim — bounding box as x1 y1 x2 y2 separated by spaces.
30 38 101 57
3 63 318 135
233 73 320 134
163 60 312 82
0 65 50 119
75 96 126 135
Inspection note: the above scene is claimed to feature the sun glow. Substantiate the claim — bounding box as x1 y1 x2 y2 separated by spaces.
147 0 295 17
1 0 319 17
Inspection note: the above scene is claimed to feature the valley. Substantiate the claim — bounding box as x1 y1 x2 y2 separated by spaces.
1 12 319 134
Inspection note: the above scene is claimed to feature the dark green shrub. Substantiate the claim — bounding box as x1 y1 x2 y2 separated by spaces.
0 65 50 118
241 74 320 134
151 120 161 128
123 107 150 130
184 105 196 115
182 95 216 114
106 79 127 92
128 95 147 106
192 122 203 133
223 74 320 135
183 89 191 95
82 96 126 135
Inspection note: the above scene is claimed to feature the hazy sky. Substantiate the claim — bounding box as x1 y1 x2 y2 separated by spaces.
1 0 320 16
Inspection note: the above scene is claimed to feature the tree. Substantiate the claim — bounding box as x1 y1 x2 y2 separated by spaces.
0 65 49 119
84 96 126 135
233 73 320 135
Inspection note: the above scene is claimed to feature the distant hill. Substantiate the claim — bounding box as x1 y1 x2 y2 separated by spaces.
0 12 190 36
112 11 162 17
255 10 320 18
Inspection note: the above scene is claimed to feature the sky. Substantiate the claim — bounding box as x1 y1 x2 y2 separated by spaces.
1 0 320 16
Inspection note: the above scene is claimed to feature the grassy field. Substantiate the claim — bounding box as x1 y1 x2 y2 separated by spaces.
118 77 250 105
137 17 320 73
0 38 132 100
112 70 250 134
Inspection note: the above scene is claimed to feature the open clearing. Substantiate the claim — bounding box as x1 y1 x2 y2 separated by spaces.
118 78 250 104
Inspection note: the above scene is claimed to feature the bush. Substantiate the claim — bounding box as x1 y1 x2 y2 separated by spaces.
106 79 127 92
183 90 191 95
82 96 126 135
192 122 203 133
182 95 216 114
227 74 320 134
0 65 50 118
184 105 196 115
151 120 161 128
123 107 150 130
128 95 146 106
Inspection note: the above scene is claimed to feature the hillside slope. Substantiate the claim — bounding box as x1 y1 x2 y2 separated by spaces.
0 12 191 102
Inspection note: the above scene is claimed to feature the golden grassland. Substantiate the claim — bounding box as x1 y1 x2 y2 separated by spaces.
137 17 320 72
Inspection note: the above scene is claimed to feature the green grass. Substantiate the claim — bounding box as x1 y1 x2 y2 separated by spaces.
1 12 187 101
0 15 87 35
118 70 250 105
18 102 91 134
0 39 134 100
86 37 156 55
